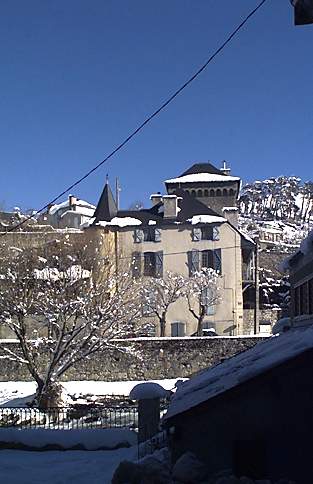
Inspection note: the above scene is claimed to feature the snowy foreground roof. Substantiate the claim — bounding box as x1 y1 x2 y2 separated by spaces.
164 325 313 421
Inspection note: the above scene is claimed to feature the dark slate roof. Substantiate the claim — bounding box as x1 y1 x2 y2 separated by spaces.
173 188 221 222
93 189 224 228
180 162 223 177
93 183 117 223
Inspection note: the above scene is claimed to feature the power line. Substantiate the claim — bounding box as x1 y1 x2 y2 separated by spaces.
1 0 268 237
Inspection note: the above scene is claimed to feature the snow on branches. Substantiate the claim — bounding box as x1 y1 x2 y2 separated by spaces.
141 269 220 337
140 272 186 337
185 268 220 337
0 246 149 408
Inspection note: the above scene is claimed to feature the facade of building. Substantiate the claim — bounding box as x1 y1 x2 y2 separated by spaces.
281 230 313 326
39 195 95 229
164 327 313 483
87 162 255 336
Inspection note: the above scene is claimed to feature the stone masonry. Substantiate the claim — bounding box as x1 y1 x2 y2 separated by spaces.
0 337 266 382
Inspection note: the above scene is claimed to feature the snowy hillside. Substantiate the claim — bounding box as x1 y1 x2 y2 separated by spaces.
238 175 313 249
237 175 313 314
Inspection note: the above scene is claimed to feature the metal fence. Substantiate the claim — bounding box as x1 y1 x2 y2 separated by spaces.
0 403 138 430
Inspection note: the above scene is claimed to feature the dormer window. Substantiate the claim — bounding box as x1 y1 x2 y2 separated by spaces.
192 226 220 241
134 228 161 243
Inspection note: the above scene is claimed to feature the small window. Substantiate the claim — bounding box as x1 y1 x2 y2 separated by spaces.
222 188 228 196
143 228 156 242
216 189 222 197
204 189 208 197
171 321 185 337
202 288 216 315
201 226 213 240
142 292 155 316
144 252 156 277
202 250 213 269
209 189 215 197
197 189 202 197
229 188 235 196
191 190 196 197
201 249 222 273
143 251 163 278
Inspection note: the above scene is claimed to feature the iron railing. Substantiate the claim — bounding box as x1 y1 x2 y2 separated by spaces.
0 403 138 430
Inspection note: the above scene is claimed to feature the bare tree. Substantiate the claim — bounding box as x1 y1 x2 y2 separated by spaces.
141 271 186 337
185 268 220 336
0 246 147 408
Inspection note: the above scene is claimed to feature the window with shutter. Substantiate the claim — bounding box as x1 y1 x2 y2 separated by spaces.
134 229 144 243
142 291 155 316
171 321 185 337
201 287 215 315
154 228 161 242
132 252 142 278
155 251 163 278
201 226 213 240
192 228 202 241
188 249 200 276
143 252 156 277
213 249 222 274
212 226 220 241
143 228 156 242
201 250 213 269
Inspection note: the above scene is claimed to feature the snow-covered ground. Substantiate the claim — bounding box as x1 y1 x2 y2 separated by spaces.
0 379 185 406
0 447 136 484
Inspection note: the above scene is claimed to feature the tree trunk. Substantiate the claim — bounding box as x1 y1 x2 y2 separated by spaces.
35 380 64 410
160 313 166 337
197 305 206 336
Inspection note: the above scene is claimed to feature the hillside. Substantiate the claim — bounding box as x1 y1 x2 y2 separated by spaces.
238 175 313 315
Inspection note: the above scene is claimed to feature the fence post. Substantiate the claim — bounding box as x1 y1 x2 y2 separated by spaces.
129 383 168 444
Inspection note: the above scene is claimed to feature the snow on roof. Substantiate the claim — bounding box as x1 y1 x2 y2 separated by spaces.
95 217 142 228
165 173 240 184
240 231 255 244
164 325 313 421
49 199 95 216
129 382 168 400
187 215 226 225
222 207 238 212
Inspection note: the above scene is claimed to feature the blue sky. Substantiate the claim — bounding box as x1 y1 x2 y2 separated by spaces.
0 0 312 211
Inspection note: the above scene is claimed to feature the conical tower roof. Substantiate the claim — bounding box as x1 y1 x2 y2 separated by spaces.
93 182 117 223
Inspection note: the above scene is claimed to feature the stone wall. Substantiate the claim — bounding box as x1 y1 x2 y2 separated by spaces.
0 337 266 382
243 309 281 334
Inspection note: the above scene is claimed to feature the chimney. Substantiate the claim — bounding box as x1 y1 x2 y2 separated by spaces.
220 160 231 176
150 193 163 206
69 195 77 209
163 195 180 219
222 207 238 227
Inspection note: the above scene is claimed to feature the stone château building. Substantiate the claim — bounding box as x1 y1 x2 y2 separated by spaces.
87 161 255 336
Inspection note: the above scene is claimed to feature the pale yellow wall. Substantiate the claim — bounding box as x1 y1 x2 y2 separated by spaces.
106 222 244 336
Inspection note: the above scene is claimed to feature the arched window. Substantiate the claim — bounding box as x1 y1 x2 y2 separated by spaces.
209 189 215 197
216 189 222 197
223 188 228 197
229 188 235 196
185 189 190 194
191 190 196 197
197 189 202 197
204 189 208 197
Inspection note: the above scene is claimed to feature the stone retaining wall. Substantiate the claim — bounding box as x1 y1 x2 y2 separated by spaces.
0 337 267 382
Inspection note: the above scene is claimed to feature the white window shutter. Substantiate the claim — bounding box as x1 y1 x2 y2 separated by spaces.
134 229 144 243
192 227 202 241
